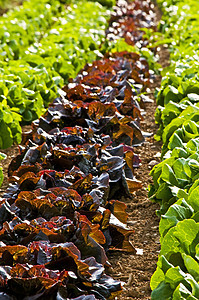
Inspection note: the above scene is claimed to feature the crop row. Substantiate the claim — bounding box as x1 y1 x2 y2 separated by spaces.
0 0 114 149
150 0 199 299
0 0 156 299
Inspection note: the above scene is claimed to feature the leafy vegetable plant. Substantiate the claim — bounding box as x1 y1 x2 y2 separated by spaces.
0 0 113 148
150 0 199 298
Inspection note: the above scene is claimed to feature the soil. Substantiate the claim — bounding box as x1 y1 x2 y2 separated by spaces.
0 2 170 300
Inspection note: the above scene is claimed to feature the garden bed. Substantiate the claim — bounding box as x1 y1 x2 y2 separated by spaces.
0 1 172 299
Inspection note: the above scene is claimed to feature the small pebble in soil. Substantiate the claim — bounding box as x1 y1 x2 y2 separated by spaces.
150 145 158 149
127 220 137 226
154 151 161 158
148 159 159 166
148 159 159 168
136 248 143 255
151 225 159 230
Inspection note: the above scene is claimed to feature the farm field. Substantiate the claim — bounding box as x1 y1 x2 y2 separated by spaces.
0 0 199 299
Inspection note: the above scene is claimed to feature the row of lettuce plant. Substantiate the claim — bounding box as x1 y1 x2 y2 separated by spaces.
0 0 114 149
149 0 199 299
